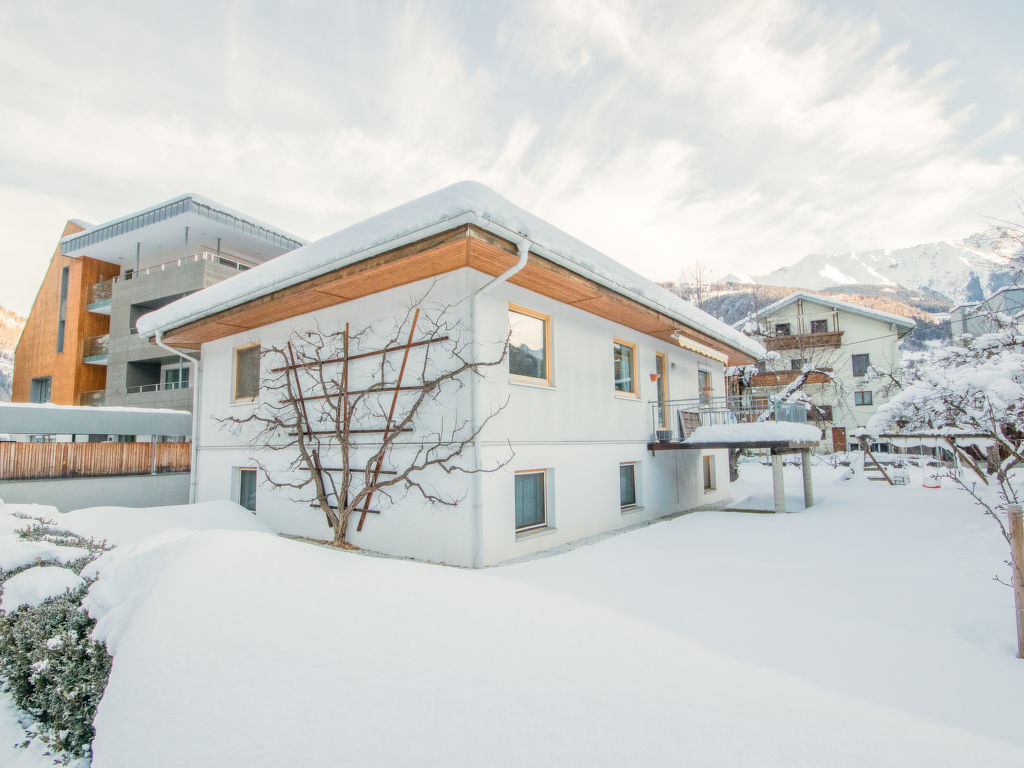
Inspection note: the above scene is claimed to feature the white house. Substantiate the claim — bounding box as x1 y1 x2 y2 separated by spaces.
137 182 765 567
734 292 915 453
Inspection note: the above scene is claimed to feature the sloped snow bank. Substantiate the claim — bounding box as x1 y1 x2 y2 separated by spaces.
58 500 271 548
84 529 1024 767
0 566 84 611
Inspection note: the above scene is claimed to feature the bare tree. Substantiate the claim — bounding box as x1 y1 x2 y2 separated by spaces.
220 298 512 548
679 261 718 309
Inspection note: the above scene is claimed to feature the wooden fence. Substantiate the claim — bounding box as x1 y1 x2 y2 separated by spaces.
0 442 191 481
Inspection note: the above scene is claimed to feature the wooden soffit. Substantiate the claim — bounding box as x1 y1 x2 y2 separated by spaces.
159 224 756 365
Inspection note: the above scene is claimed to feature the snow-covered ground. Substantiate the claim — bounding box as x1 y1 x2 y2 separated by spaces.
2 463 1023 766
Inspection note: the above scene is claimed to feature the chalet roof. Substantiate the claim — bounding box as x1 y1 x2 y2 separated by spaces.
137 182 765 360
733 291 916 336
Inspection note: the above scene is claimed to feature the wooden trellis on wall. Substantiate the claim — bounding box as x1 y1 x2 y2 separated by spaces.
270 309 449 531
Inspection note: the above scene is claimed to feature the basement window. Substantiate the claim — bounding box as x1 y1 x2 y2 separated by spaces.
515 470 548 533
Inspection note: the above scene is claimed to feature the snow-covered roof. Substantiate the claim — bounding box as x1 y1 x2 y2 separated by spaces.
733 291 916 335
137 182 765 360
69 218 93 230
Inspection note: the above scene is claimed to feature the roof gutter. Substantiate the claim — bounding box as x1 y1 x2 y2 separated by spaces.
154 330 202 504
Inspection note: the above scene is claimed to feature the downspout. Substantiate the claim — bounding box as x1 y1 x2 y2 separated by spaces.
469 238 530 568
155 329 201 503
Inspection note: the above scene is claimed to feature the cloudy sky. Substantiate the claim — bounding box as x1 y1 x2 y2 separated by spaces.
1 0 1022 315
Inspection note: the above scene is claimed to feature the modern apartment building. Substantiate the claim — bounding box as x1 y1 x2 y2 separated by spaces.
949 286 1024 337
14 195 303 410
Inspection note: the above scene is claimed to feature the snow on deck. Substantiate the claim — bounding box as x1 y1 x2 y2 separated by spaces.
684 421 822 444
137 181 765 360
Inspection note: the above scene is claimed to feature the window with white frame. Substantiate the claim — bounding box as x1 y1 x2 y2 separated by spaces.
237 467 257 512
515 470 548 532
620 462 639 510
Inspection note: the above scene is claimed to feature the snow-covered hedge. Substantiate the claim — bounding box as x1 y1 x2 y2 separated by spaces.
0 514 111 760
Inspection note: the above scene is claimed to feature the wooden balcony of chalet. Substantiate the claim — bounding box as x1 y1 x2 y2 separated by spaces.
763 330 843 352
747 368 833 388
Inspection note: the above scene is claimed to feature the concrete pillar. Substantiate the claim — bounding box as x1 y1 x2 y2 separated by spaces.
772 453 786 514
802 449 814 508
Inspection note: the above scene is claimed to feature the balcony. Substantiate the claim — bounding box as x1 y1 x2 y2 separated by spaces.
86 278 113 315
117 250 250 284
78 389 106 407
764 331 843 352
126 381 191 395
651 395 806 442
748 368 833 388
82 334 110 365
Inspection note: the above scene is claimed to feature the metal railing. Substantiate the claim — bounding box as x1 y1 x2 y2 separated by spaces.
82 334 110 360
651 395 806 440
87 278 113 306
115 250 251 283
126 381 192 394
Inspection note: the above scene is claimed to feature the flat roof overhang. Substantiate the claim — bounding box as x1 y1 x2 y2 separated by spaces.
154 224 760 366
60 196 304 266
0 403 192 437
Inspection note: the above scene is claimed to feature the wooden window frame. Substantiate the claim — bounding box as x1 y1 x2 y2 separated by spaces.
514 469 548 533
698 368 714 405
655 352 669 428
702 455 716 492
233 343 261 403
619 461 639 510
508 304 553 386
851 353 870 377
613 338 638 397
854 390 873 406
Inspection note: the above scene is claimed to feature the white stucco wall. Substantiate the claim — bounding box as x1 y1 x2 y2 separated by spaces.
192 267 729 566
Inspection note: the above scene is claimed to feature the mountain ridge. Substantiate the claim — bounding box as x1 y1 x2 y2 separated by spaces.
721 231 1020 306
0 306 25 402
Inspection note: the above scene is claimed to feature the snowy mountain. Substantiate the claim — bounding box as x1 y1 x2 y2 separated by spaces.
723 232 1020 306
0 306 25 402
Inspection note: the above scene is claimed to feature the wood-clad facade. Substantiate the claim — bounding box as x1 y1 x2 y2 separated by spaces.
13 221 120 405
159 225 757 365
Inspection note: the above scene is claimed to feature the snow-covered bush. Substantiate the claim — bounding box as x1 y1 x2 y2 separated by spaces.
0 517 112 760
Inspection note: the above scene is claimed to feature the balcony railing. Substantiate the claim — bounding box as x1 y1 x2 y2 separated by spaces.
115 250 251 284
747 368 833 388
651 395 806 441
78 389 106 407
763 331 843 351
87 278 113 306
126 381 192 395
82 334 110 362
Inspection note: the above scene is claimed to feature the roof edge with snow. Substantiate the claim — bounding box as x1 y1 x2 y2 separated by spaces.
138 182 765 360
733 291 916 335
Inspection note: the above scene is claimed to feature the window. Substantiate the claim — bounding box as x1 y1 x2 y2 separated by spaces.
698 369 713 405
164 366 190 390
57 267 69 353
238 468 257 512
613 339 637 395
508 305 551 384
810 319 828 333
774 323 791 336
854 390 873 406
515 470 548 532
851 353 870 377
30 377 52 403
655 353 669 428
790 358 805 371
234 344 260 401
808 404 833 421
702 455 716 491
619 463 638 509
